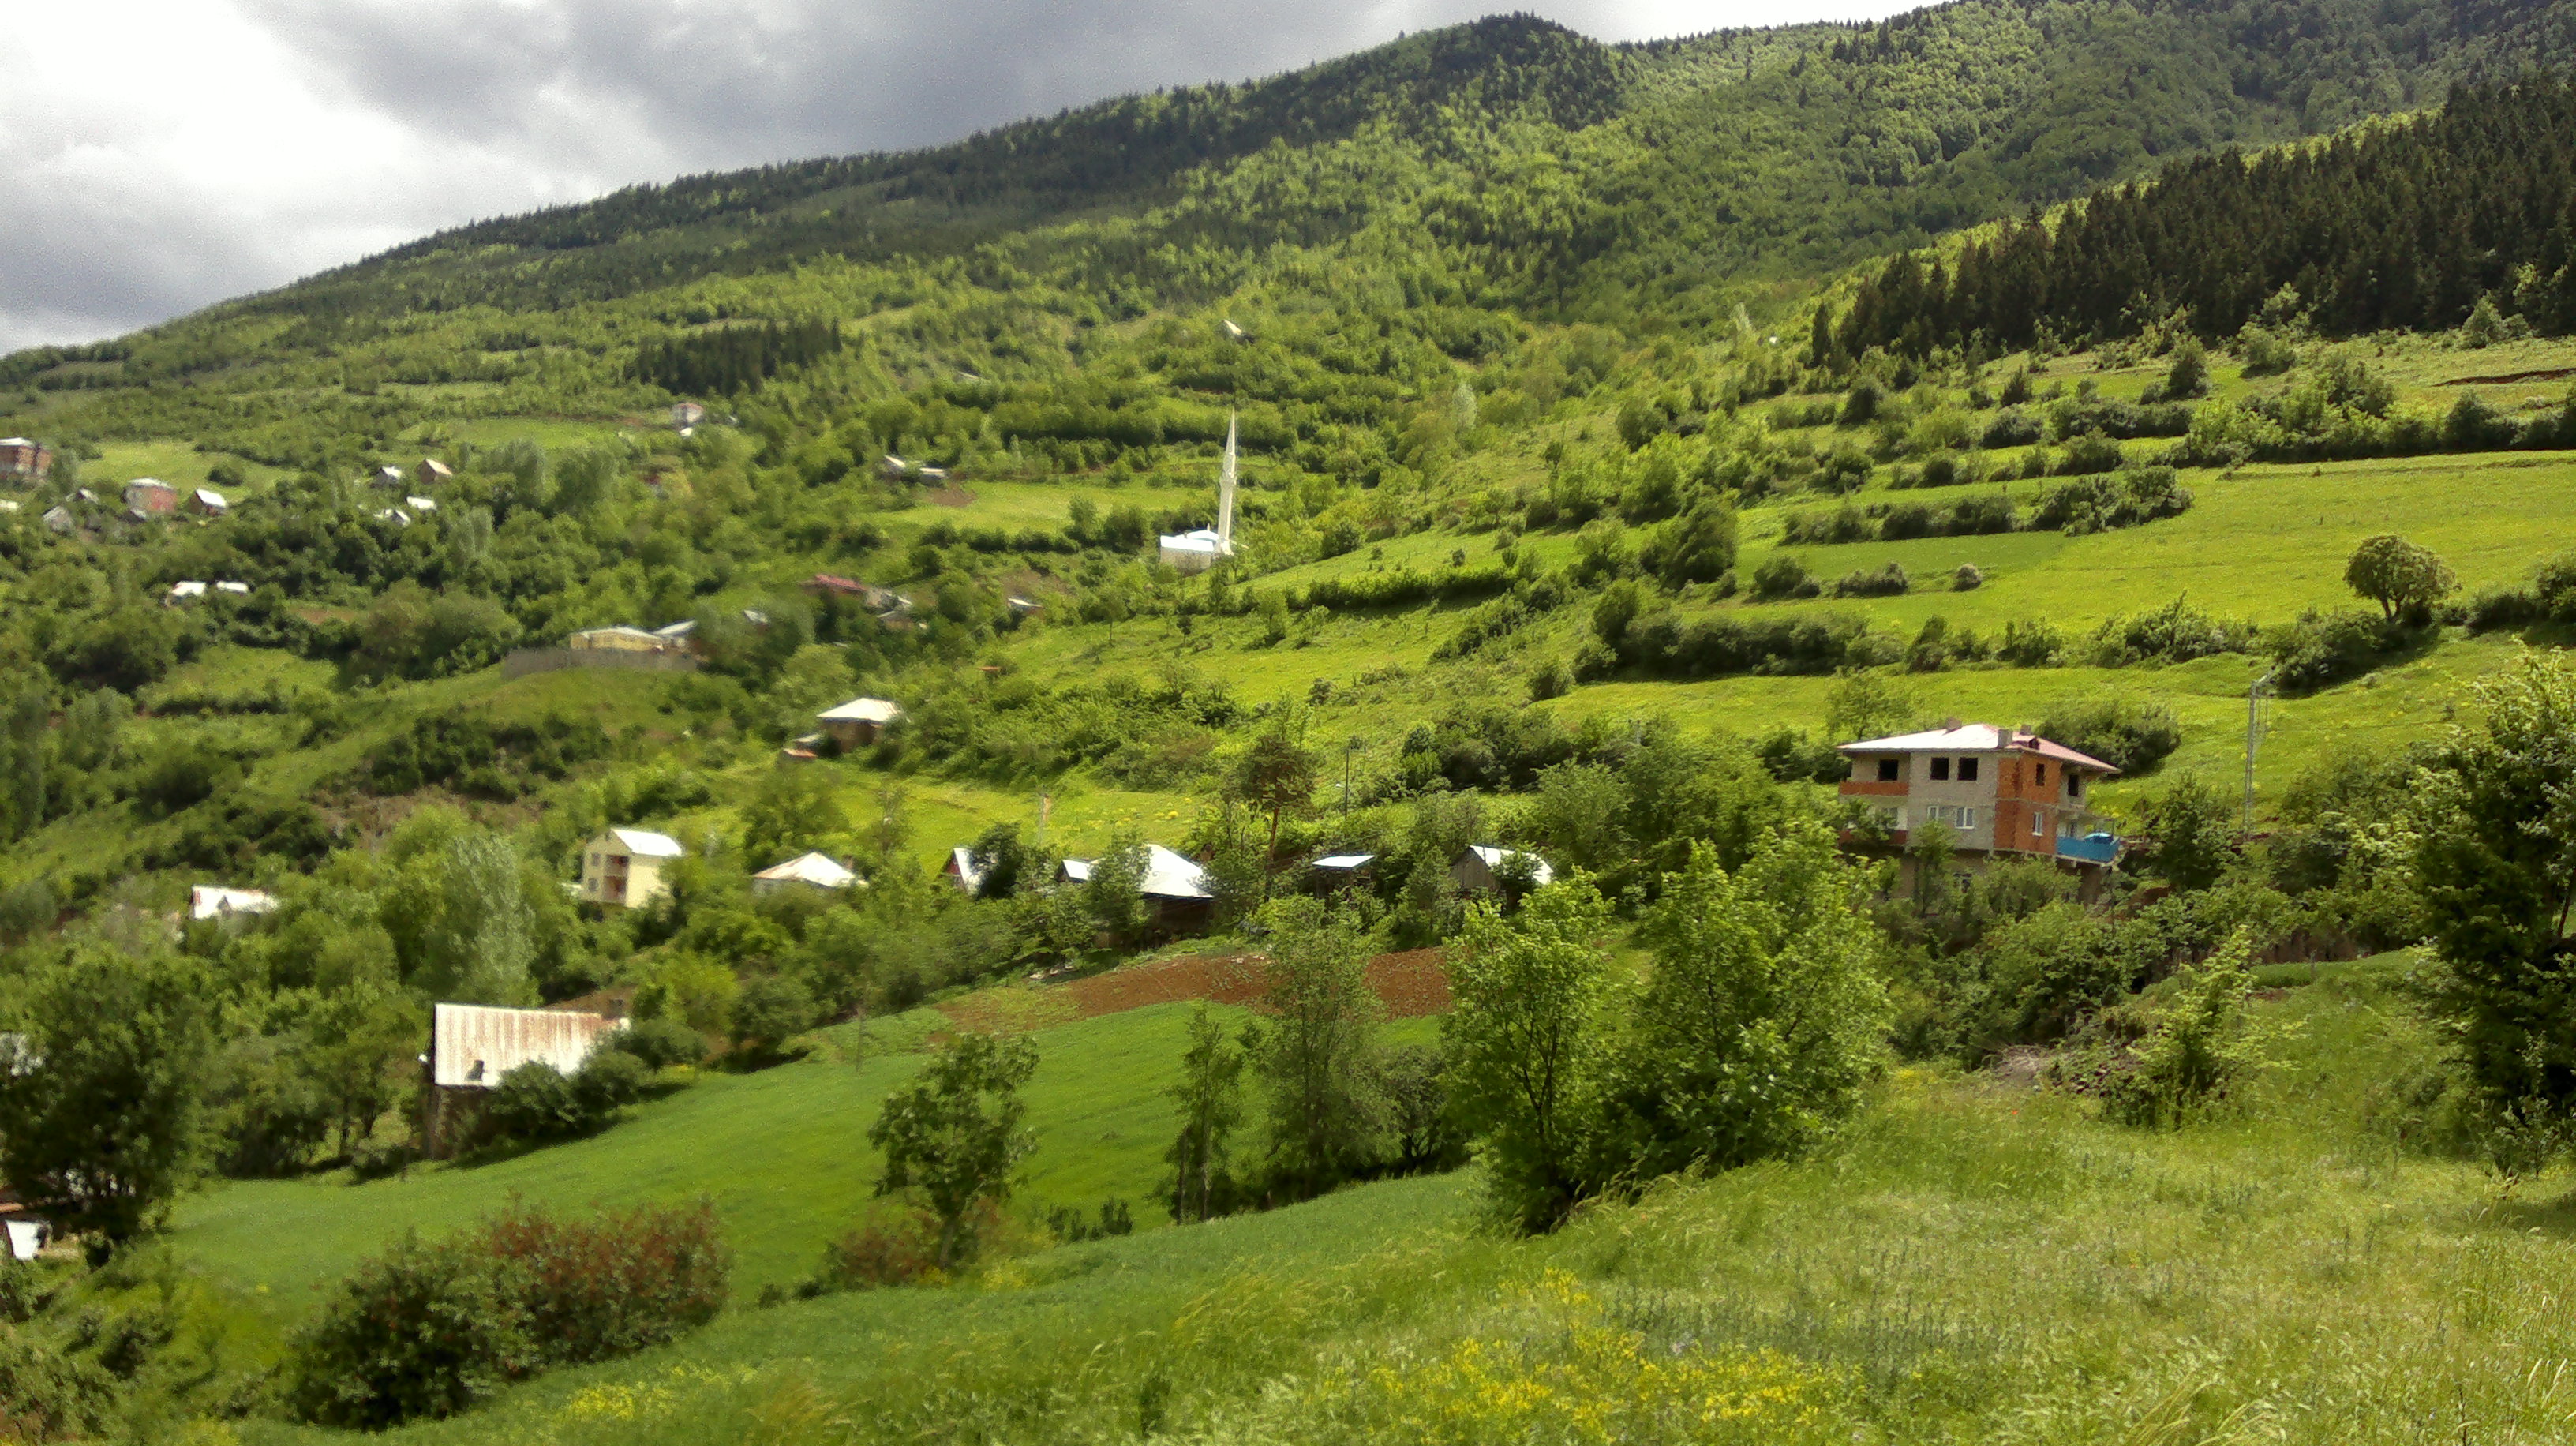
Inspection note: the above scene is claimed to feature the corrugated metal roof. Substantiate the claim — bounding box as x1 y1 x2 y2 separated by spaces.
1837 722 2119 774
754 852 859 888
606 828 684 858
817 697 902 724
431 1002 616 1089
1465 845 1554 887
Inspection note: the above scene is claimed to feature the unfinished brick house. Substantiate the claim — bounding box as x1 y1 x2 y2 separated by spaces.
1837 721 2123 897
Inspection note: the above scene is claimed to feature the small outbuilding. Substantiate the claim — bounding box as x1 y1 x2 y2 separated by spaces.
1058 845 1214 939
421 1002 620 1158
578 828 685 908
166 580 208 604
815 697 903 749
416 459 453 488
568 625 685 654
1308 852 1378 892
123 479 178 518
39 507 72 535
189 885 276 923
374 465 406 488
752 852 861 893
1450 845 1555 896
672 403 706 429
942 845 987 896
189 488 227 516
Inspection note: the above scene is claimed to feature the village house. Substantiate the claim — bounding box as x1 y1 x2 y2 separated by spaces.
123 478 178 518
942 845 987 895
752 852 861 894
567 624 687 654
189 487 226 517
1308 852 1378 893
1058 845 1215 939
1451 845 1555 896
0 439 51 483
374 465 405 488
815 697 902 749
166 581 207 604
1836 721 2124 896
214 581 249 595
39 507 72 535
189 885 275 923
421 1002 620 1158
880 455 911 478
416 459 453 488
803 574 909 612
671 402 706 429
578 828 684 908
406 495 439 513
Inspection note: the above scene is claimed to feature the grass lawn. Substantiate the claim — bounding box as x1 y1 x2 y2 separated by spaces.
236 961 2576 1446
170 1001 1244 1344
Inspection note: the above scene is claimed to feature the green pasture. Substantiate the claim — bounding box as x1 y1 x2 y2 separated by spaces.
86 440 289 496
238 961 2576 1446
171 1000 1243 1343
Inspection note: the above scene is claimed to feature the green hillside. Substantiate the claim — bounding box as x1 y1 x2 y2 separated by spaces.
3 0 2576 1439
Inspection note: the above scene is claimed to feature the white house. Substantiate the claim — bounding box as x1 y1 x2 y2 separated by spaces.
1158 412 1241 573
578 828 685 908
815 696 903 748
1451 845 1554 895
421 1002 621 1157
190 885 276 923
752 852 861 893
1057 845 1215 937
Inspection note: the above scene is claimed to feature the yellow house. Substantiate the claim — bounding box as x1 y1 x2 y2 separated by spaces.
579 828 685 908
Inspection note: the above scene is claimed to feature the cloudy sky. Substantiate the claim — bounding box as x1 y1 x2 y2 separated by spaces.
0 1 1908 354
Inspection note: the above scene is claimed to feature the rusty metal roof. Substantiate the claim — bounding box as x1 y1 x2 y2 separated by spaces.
431 1002 616 1089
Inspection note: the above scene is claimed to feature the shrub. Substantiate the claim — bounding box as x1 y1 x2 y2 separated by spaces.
1829 562 1908 598
290 1202 729 1428
288 1233 537 1429
2085 596 2247 665
2054 429 2125 476
1526 657 1571 702
2266 608 2415 691
0 1332 114 1440
1952 564 1983 592
1749 554 1819 601
605 1017 707 1070
479 1062 586 1144
2032 467 2191 534
813 1205 945 1291
573 1049 651 1114
2098 931 2277 1126
729 974 818 1057
1997 618 2062 666
1980 407 2042 448
2036 695 2183 774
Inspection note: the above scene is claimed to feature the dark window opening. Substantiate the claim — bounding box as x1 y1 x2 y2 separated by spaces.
2035 762 2047 785
1877 759 1899 782
1930 758 1951 781
2067 774 2084 798
1959 757 1979 782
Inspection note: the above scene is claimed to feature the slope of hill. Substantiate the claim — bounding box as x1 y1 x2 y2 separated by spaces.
2 2 2576 1439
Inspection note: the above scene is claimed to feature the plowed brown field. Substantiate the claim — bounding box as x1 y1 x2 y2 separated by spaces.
937 948 1450 1033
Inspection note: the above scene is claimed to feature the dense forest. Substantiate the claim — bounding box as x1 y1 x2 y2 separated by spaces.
1829 74 2576 354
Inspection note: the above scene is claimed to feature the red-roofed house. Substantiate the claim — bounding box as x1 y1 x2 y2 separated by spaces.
1837 721 2123 895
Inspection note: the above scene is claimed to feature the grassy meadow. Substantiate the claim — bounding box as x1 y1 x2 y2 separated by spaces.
209 954 2576 1446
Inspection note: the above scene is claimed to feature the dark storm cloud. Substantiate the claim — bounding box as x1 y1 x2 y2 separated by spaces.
0 1 1899 352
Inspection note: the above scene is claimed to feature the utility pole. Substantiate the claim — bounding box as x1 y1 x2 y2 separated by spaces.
2243 671 2273 836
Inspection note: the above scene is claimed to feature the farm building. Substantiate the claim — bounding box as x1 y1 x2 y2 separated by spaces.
568 625 686 654
1836 721 2124 896
943 846 987 895
1308 852 1378 892
189 885 275 923
416 459 453 487
406 495 438 513
578 828 684 908
1058 845 1214 938
752 852 860 893
214 581 249 595
421 1002 621 1158
1451 845 1554 895
189 488 227 516
123 479 178 518
166 581 207 604
815 697 902 748
672 402 706 429
0 438 51 482
374 465 405 488
39 507 71 535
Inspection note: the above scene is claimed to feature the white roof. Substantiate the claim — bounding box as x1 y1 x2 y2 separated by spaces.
193 488 226 508
406 496 438 511
1838 722 2118 774
817 697 902 725
605 827 684 859
573 625 665 643
0 438 29 447
430 1002 616 1089
419 459 453 475
1158 530 1226 555
1312 853 1376 869
1466 845 1555 887
214 581 249 594
167 581 207 598
653 620 697 639
0 500 21 514
945 846 986 891
376 465 403 478
189 886 275 920
127 478 172 491
754 852 859 889
1060 845 1211 900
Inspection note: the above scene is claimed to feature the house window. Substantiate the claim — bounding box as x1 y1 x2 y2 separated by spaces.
1956 807 1978 830
1958 757 1979 782
1877 758 1900 782
2035 762 2047 785
2031 813 2046 837
1930 758 1951 781
2067 774 2084 798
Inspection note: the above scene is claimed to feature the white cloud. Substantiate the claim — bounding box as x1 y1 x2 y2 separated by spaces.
0 0 1907 352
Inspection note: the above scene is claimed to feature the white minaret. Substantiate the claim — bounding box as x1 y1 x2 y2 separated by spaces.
1215 410 1238 555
